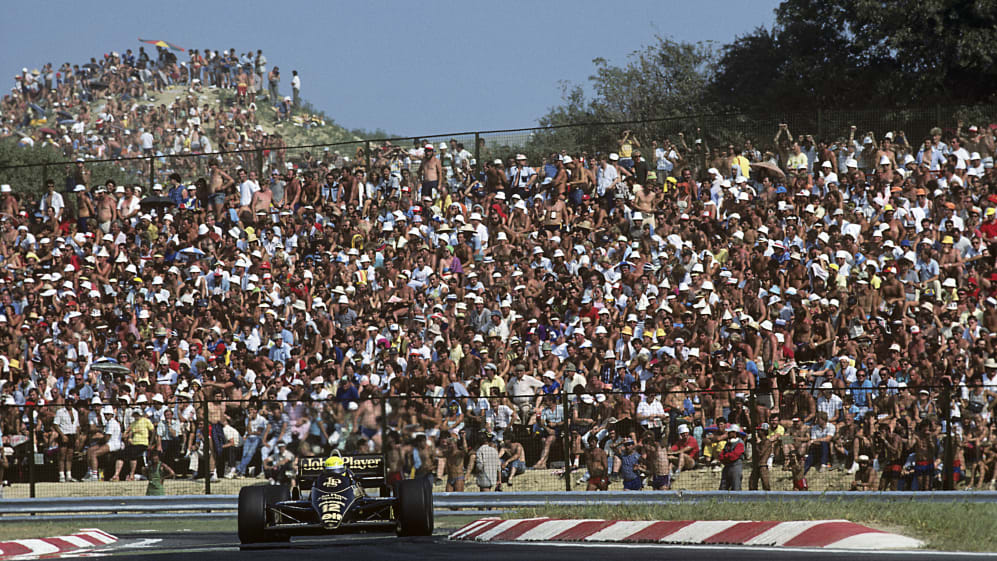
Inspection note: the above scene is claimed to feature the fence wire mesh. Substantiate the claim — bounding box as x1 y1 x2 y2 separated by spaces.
1 380 977 498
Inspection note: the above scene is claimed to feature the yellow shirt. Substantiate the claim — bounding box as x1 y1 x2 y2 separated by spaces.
787 152 808 171
129 416 155 447
703 438 726 460
481 376 506 398
620 142 634 159
730 155 750 178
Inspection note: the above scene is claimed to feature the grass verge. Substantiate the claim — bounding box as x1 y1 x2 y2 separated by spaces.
506 499 997 552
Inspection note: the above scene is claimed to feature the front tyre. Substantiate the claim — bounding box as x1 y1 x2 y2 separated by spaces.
396 478 434 536
238 484 291 544
238 486 267 544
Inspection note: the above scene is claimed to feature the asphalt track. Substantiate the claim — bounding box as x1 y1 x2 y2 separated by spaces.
55 528 997 561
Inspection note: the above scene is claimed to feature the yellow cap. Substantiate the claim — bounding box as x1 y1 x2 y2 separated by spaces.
942 236 954 244
883 204 894 212
987 207 996 217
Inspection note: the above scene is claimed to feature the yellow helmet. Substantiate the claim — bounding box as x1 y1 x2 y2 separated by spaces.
324 455 345 472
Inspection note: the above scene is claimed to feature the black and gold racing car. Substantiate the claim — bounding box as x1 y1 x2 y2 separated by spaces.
238 453 433 544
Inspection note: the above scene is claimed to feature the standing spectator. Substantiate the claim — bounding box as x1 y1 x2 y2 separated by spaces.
267 66 280 105
290 70 300 109
616 439 642 490
719 424 745 491
466 436 501 492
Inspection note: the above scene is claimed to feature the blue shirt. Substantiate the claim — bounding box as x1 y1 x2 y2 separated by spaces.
850 379 875 407
168 184 185 206
619 451 641 481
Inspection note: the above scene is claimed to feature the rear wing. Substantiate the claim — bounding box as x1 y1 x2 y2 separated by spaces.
299 454 386 488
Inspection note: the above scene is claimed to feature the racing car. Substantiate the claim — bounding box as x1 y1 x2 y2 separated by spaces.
238 452 433 544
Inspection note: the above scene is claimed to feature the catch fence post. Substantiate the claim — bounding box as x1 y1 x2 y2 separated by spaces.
562 388 571 491
203 399 212 495
942 386 954 491
28 405 37 498
474 133 481 170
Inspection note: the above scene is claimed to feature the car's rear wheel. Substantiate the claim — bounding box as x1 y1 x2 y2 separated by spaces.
239 484 291 544
396 478 434 536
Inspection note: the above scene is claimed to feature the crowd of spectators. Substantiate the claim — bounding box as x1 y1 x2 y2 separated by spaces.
2 44 311 186
2 48 997 494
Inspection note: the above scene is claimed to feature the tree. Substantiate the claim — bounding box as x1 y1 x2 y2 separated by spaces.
850 0 997 105
712 0 997 113
535 37 719 151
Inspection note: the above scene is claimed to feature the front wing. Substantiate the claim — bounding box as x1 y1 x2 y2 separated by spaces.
266 496 398 534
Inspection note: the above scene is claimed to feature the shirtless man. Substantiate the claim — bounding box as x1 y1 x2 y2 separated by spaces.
439 435 466 491
412 434 436 482
499 436 526 486
879 266 907 318
647 439 671 490
749 424 775 490
583 435 609 490
850 454 879 491
419 144 443 199
207 161 234 219
0 186 20 218
204 387 227 481
549 157 568 198
251 181 273 216
542 193 570 232
912 423 936 491
95 186 117 233
384 431 405 489
356 398 381 451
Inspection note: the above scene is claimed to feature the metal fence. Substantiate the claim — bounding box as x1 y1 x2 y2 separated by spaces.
1 382 978 499
3 102 997 198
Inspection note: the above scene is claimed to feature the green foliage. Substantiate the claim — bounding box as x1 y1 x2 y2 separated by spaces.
535 37 719 152
713 0 997 112
0 138 138 205
0 138 64 200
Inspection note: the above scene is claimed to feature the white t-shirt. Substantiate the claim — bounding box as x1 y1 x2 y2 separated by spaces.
239 179 260 207
54 407 79 435
104 417 123 452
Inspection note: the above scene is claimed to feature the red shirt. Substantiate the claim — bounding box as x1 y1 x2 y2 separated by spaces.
980 220 997 240
671 435 700 459
719 439 745 464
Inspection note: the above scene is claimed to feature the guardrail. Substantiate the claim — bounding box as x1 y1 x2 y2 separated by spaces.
2 490 995 521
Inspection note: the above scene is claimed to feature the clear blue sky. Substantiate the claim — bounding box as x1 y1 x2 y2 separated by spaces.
1 0 779 136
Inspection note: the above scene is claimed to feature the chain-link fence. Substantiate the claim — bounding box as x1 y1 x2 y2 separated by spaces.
5 102 997 200
2 381 973 498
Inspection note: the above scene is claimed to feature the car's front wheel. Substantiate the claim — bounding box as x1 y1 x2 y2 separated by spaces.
238 485 268 544
396 478 434 536
239 484 291 544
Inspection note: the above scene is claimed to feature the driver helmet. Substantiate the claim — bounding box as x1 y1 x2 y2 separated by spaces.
324 454 346 474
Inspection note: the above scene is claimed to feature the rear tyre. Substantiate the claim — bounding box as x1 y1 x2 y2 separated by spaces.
396 478 434 536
